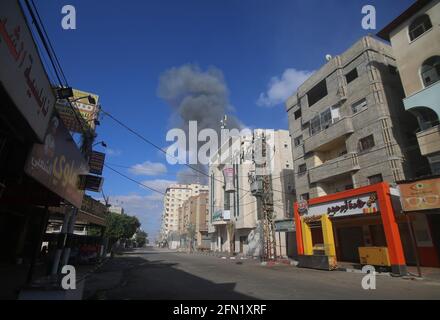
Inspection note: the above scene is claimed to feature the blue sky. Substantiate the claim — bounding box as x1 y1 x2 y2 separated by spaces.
34 0 413 241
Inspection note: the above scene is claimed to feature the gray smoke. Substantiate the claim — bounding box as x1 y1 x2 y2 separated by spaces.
158 64 243 184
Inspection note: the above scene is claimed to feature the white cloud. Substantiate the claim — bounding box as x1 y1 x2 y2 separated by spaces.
129 161 167 176
257 68 313 108
140 179 176 193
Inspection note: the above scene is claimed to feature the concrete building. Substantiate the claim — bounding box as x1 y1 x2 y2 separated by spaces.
208 129 296 258
178 191 209 250
285 35 431 272
377 0 440 267
285 35 423 201
159 183 208 249
378 0 440 175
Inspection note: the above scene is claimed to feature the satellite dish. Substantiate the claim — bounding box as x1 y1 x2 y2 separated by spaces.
325 54 333 62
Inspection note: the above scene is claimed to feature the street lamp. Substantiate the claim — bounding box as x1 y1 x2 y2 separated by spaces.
93 141 107 148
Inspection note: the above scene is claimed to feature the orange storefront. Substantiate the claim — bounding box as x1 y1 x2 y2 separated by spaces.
294 182 408 275
397 177 440 268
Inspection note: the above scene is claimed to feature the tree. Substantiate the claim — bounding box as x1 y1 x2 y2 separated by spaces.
134 230 148 247
105 213 140 242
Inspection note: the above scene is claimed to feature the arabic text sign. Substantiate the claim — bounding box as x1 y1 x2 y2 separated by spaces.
24 115 89 208
88 151 106 175
306 193 378 218
56 89 99 133
398 178 440 212
0 1 55 142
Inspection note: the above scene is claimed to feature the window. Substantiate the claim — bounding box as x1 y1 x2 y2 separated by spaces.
359 135 375 152
320 108 332 129
309 106 341 136
294 135 303 147
352 98 367 114
307 79 328 107
294 109 302 120
368 174 383 185
300 193 309 201
345 68 358 84
421 56 440 87
409 14 432 41
298 164 307 175
310 115 321 136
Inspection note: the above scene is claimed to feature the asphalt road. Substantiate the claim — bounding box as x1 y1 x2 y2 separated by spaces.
83 248 440 300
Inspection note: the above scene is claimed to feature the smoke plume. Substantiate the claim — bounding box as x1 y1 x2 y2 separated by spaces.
158 64 243 184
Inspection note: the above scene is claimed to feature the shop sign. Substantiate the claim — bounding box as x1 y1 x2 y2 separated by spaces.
306 193 378 218
398 178 440 212
222 166 235 193
275 219 295 232
212 210 223 222
24 114 89 208
298 199 308 215
0 1 56 142
89 151 106 175
56 89 99 133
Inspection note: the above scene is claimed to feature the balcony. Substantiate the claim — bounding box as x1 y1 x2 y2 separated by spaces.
309 152 360 184
416 125 440 157
304 117 354 153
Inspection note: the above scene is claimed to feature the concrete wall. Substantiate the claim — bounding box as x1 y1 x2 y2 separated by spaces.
388 0 440 97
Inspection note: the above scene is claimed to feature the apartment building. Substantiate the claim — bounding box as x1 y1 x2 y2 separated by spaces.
286 35 422 201
178 191 209 250
208 129 296 258
160 183 208 249
285 35 427 274
378 0 440 174
377 0 440 267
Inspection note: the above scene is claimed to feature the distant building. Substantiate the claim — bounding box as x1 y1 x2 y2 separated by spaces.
109 206 124 215
208 129 295 258
159 183 209 249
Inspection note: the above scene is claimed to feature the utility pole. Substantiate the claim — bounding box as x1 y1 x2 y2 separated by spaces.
250 132 277 261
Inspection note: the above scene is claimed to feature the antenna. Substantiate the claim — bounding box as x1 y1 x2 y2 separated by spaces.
220 115 227 129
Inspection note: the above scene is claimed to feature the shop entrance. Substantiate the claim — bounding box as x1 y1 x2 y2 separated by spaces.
333 215 386 264
337 226 364 262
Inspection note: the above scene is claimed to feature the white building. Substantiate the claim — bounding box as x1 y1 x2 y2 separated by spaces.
160 183 209 249
208 129 296 258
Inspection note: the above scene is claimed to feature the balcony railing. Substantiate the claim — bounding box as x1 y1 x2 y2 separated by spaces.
309 152 360 184
304 117 354 153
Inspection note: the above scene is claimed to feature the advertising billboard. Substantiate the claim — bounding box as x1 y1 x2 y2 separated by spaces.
0 1 56 142
24 114 89 208
398 178 440 212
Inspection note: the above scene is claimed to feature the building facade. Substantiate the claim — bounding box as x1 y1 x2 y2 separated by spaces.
378 0 440 267
286 35 423 201
208 129 296 258
160 183 208 249
378 0 440 175
285 35 434 274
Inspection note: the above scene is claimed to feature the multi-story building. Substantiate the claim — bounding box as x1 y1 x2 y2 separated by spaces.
377 0 440 267
160 183 208 249
178 191 209 250
286 35 422 201
378 0 440 174
285 35 428 274
208 129 296 258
